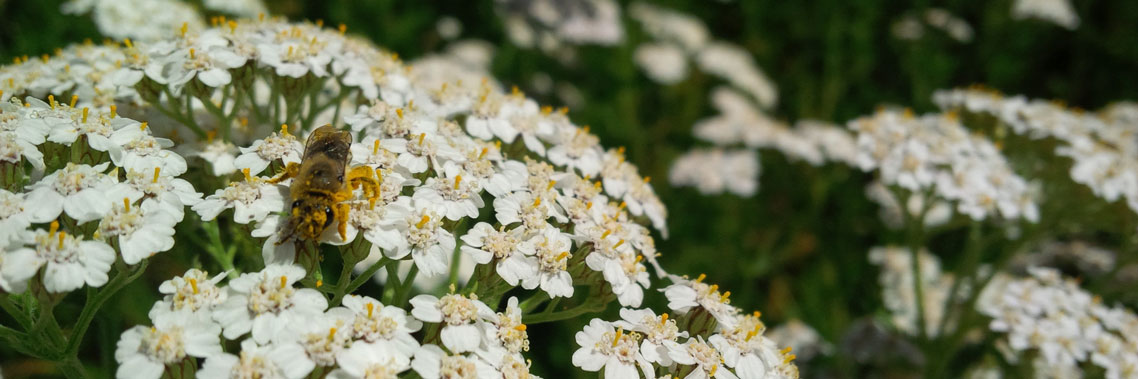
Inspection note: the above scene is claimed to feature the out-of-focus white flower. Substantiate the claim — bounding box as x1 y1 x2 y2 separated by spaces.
115 310 222 379
979 267 1138 377
868 246 961 337
696 43 778 110
436 17 464 40
635 43 689 84
496 0 624 50
630 2 709 53
766 319 831 361
1012 0 1080 29
203 0 267 18
670 148 759 197
63 0 205 42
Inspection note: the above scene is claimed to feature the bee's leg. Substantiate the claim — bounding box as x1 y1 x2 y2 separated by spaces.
335 202 350 241
267 162 301 184
346 165 381 200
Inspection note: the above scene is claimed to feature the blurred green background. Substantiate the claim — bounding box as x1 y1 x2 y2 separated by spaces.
3 0 1137 377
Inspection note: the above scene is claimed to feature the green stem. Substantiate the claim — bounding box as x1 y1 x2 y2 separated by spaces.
935 221 983 337
0 294 32 330
203 221 238 279
901 190 930 342
345 257 390 296
329 260 356 307
57 354 87 379
524 300 605 324
65 261 149 356
393 265 419 306
519 292 550 314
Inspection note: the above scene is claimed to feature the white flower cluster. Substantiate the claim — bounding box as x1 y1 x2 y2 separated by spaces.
1011 0 1080 29
0 13 801 379
765 320 830 362
629 2 776 109
0 100 199 294
669 86 857 196
891 8 974 43
497 0 625 52
117 266 540 379
1009 240 1116 276
864 180 953 229
977 267 1138 377
62 0 267 42
850 108 1039 222
573 276 800 379
868 246 961 337
935 87 1138 217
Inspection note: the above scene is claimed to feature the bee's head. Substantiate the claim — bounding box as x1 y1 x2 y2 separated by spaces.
286 198 336 241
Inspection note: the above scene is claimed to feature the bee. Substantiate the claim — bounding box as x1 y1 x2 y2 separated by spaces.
270 124 379 242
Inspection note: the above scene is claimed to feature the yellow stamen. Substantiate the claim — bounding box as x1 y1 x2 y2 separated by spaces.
643 176 651 183
618 201 627 210
123 198 131 212
368 197 376 210
635 255 643 263
396 108 404 119
372 139 380 155
124 38 133 48
280 124 290 136
781 346 793 354
695 273 706 283
258 13 265 22
41 54 49 63
710 365 719 376
612 328 623 347
188 278 199 294
784 354 797 364
279 276 287 289
720 291 731 303
660 313 669 324
532 196 541 207
48 95 56 109
453 175 463 190
327 327 337 340
366 302 374 318
82 107 89 123
179 22 189 37
478 147 488 159
49 220 59 237
556 251 569 261
417 133 425 146
752 311 761 318
315 19 324 27
600 229 611 239
152 167 161 183
206 130 216 142
70 95 78 108
140 122 148 131
228 21 238 33
514 324 527 331
338 24 347 35
109 105 117 118
240 117 249 127
709 284 719 294
58 231 66 250
613 239 625 249
242 168 251 182
586 201 593 209
546 180 556 190
540 105 552 114
416 215 430 229
746 329 757 341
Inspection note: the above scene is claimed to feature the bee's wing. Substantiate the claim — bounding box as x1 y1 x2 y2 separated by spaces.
303 124 353 163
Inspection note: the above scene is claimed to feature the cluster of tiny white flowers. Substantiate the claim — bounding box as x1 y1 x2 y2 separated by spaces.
0 12 804 378
497 0 625 52
1009 240 1117 276
892 8 974 42
868 246 962 337
62 0 267 42
670 85 858 196
850 108 1039 222
977 267 1138 377
935 87 1138 217
629 2 777 109
0 101 199 294
574 275 802 379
